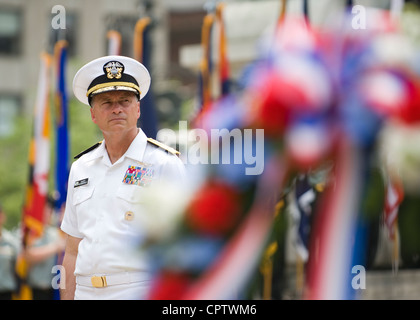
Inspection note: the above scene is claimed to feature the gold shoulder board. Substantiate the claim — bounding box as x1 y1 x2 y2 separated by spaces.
74 141 102 159
147 138 180 156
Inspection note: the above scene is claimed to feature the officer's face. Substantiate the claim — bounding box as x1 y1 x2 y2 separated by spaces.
90 91 140 133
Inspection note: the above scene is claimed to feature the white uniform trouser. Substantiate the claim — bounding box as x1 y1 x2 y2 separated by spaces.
74 273 151 300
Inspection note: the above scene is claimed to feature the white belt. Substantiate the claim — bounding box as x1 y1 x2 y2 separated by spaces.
76 272 150 288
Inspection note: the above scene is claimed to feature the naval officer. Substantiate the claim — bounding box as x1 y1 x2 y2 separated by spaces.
60 55 186 300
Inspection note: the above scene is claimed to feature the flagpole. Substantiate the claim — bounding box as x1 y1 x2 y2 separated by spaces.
260 241 277 300
303 0 309 23
295 254 304 298
133 17 152 62
200 13 215 111
215 3 230 98
107 30 122 56
278 0 287 25
132 16 159 139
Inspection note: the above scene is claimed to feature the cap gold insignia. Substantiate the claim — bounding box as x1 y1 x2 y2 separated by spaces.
103 61 124 79
125 211 134 221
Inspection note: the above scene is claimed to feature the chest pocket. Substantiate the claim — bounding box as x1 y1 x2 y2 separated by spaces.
116 183 147 203
116 184 149 237
72 185 95 206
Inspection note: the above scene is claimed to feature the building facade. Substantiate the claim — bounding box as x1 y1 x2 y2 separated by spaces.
0 0 211 136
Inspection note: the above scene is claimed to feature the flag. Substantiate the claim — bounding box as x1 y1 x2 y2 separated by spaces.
54 40 70 212
383 171 404 272
22 52 52 246
198 13 215 113
384 172 404 240
51 40 70 300
288 174 315 295
133 17 158 139
215 3 230 97
291 174 315 263
305 138 363 300
191 12 215 127
107 30 122 55
194 3 232 124
16 52 52 300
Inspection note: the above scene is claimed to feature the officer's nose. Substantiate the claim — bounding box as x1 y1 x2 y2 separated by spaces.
110 101 123 113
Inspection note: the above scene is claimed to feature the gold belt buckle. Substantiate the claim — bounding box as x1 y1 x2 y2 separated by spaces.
91 275 107 288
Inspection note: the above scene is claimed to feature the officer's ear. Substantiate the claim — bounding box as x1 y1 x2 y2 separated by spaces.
90 102 98 124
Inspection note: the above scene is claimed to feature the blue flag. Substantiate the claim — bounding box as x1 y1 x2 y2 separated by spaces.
54 40 69 211
134 17 158 139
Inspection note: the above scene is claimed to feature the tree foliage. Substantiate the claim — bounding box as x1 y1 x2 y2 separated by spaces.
0 98 101 230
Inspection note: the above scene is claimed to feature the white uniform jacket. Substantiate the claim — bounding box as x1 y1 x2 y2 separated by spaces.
60 129 186 277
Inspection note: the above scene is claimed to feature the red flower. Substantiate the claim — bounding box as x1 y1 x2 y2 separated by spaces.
252 73 291 137
148 270 191 300
186 180 241 236
397 78 420 125
360 70 420 124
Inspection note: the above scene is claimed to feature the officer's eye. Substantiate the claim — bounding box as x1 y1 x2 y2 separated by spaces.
119 99 130 106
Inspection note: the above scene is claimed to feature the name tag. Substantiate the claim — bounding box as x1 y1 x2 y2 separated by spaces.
74 178 89 188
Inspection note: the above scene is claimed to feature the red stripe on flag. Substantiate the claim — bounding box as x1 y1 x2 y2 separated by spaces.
384 173 404 240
